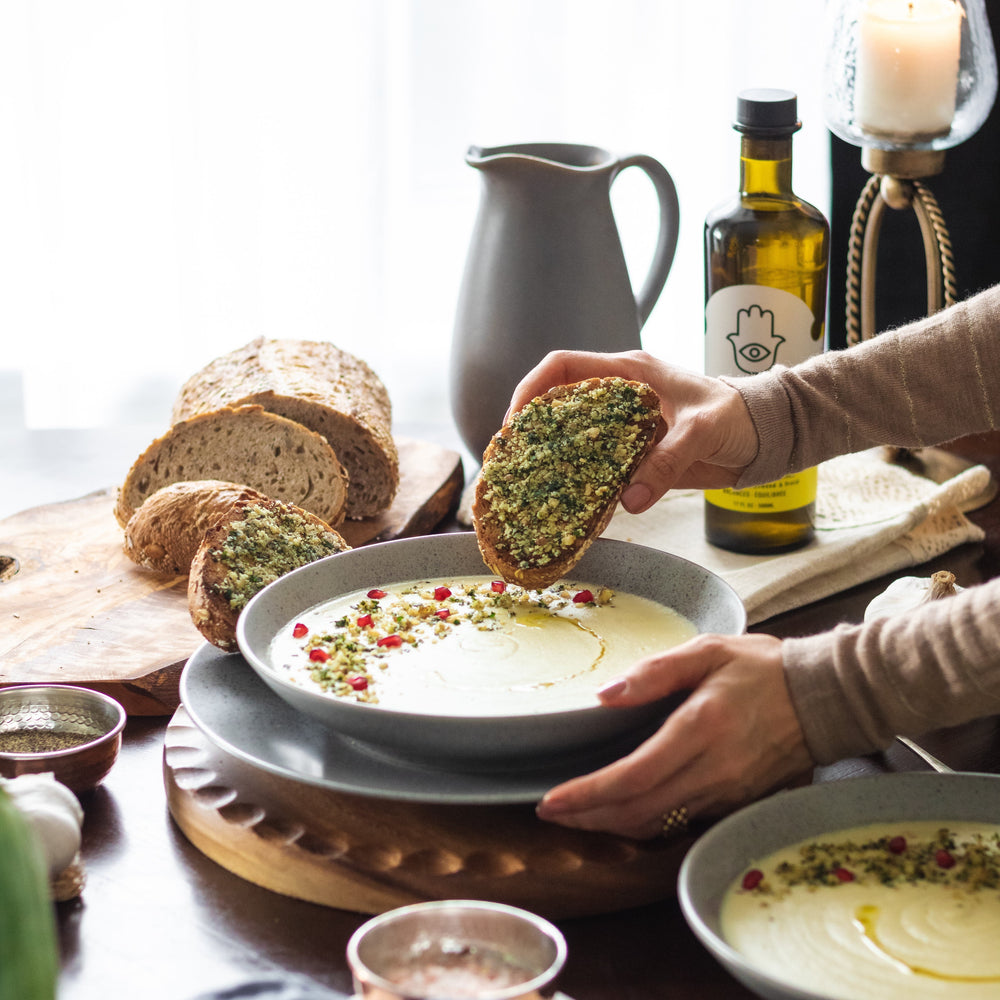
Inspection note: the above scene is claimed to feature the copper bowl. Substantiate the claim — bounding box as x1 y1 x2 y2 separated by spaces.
0 684 126 793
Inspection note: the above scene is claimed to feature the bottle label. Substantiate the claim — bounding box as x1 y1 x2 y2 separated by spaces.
705 284 819 376
704 467 817 513
705 284 820 515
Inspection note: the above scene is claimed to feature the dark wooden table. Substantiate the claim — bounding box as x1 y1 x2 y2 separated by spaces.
53 433 1000 1000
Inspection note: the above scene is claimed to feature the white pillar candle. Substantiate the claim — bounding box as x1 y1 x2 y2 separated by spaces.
855 0 963 138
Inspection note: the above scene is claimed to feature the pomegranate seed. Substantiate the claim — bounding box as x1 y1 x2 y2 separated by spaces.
741 869 764 891
572 589 595 604
434 586 452 601
356 613 374 628
435 609 451 620
888 836 907 854
309 648 330 662
935 848 956 869
491 581 506 593
834 867 855 882
367 589 387 599
347 675 368 691
377 634 402 648
292 622 308 638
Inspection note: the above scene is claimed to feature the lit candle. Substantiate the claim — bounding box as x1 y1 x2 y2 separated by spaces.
854 0 963 139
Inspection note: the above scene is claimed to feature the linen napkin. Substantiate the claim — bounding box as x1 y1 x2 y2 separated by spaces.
458 448 992 626
603 448 992 625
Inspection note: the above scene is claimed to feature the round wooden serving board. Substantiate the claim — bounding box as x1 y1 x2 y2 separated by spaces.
164 705 692 919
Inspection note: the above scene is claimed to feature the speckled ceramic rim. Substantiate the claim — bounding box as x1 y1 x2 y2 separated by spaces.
677 772 1000 1000
346 899 567 1000
235 532 746 766
0 683 126 760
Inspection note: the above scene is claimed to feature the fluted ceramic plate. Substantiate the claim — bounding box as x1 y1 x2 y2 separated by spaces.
236 532 746 769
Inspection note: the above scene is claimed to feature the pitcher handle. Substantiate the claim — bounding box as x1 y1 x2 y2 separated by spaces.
612 154 680 328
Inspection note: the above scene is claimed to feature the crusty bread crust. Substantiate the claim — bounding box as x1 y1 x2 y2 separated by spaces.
170 338 399 519
473 377 660 589
123 480 273 575
187 495 350 651
113 405 349 530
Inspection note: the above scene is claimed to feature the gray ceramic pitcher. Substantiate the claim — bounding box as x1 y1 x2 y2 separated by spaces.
450 142 679 460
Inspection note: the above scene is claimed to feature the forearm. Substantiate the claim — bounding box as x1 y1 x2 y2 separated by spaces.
782 577 1000 764
728 284 1000 486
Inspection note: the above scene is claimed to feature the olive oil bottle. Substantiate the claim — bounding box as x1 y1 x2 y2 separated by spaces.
704 88 829 554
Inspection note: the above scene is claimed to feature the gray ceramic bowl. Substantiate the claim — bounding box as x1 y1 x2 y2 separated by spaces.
236 532 745 769
0 684 126 792
678 772 1000 1000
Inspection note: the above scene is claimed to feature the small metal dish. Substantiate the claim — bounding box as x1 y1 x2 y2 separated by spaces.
0 684 126 793
347 899 567 999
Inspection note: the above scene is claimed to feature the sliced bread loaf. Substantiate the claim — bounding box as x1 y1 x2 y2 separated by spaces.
123 480 273 575
113 405 349 529
473 377 661 589
170 338 399 519
188 495 351 651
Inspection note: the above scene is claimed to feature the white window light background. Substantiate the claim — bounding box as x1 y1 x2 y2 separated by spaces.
1 0 828 462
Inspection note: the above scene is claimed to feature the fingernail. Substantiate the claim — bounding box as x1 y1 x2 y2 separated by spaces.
535 797 564 819
621 483 652 513
597 677 627 699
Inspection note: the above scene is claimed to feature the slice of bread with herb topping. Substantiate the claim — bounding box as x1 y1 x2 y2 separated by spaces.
187 496 351 651
114 405 349 530
473 376 661 589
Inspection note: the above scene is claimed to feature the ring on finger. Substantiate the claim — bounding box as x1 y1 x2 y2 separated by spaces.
661 805 689 838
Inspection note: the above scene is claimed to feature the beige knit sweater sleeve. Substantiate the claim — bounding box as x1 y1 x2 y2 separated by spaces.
729 283 1000 764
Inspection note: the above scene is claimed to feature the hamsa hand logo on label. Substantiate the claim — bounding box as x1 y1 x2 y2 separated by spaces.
705 285 819 378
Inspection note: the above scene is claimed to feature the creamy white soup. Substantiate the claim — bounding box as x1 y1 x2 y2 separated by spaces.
722 820 1000 1000
267 575 696 715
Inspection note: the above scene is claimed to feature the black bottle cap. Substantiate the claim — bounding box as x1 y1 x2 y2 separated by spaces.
734 88 801 136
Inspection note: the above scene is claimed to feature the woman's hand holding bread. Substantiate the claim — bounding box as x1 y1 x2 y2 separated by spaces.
507 349 759 514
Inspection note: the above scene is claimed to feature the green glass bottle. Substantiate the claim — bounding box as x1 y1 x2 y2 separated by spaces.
704 88 829 554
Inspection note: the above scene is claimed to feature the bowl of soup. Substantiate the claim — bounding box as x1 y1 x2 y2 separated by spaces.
678 771 1000 1000
236 531 745 769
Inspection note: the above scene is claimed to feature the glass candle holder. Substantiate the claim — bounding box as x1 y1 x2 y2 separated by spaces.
824 0 997 152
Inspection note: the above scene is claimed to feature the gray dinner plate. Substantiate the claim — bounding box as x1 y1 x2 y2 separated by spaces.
179 642 665 804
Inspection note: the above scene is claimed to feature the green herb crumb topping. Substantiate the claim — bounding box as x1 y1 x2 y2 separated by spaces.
743 827 1000 897
211 506 347 611
481 379 657 569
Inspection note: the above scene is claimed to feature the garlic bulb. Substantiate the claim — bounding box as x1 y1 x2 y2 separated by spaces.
864 570 963 623
0 773 84 877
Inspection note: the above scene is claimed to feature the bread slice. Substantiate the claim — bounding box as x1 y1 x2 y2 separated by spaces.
473 377 661 589
187 496 351 651
123 480 276 575
170 338 399 519
113 405 349 530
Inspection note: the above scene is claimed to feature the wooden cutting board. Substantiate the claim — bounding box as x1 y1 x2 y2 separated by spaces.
0 437 463 715
164 704 692 918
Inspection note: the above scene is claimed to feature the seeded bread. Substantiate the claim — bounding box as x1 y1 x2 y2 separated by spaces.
188 496 351 651
113 405 349 530
123 480 274 575
473 377 661 589
170 338 399 519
